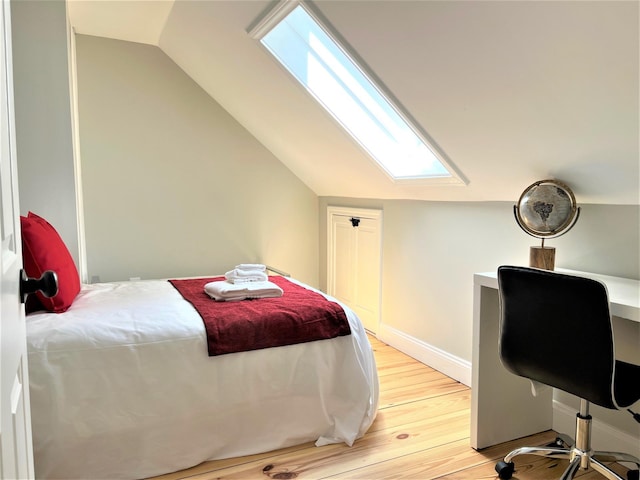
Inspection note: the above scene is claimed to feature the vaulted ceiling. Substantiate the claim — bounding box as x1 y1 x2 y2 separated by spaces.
68 0 639 204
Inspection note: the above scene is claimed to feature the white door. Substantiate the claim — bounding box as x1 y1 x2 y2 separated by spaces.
0 0 34 477
327 207 382 334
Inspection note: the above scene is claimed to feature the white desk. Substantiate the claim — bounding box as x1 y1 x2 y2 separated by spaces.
470 268 640 450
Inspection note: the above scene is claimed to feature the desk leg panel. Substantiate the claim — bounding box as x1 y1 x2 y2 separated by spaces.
471 284 553 450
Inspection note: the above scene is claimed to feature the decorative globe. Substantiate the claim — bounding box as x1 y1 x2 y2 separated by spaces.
514 179 579 239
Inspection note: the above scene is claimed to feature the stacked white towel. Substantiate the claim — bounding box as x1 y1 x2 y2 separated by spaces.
236 264 266 271
204 280 283 302
225 264 268 284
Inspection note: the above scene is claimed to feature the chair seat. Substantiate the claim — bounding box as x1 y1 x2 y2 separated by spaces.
614 360 640 408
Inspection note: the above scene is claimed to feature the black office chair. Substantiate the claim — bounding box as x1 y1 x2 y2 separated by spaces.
495 266 640 480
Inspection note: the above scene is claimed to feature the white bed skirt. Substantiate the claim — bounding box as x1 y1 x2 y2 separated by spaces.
26 278 379 479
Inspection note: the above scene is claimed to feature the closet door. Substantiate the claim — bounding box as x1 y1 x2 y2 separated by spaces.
327 207 382 334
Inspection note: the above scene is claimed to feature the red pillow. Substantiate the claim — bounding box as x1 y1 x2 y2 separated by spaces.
21 212 80 313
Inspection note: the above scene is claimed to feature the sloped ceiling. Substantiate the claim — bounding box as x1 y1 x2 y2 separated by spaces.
68 0 639 204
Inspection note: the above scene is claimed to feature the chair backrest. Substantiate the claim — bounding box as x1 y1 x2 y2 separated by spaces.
497 266 617 409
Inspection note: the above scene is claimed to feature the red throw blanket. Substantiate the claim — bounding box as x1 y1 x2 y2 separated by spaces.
169 276 351 356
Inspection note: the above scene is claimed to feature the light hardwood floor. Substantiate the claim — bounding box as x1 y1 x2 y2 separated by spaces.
149 336 629 480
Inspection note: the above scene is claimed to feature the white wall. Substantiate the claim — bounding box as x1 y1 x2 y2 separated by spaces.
75 35 319 285
11 0 79 265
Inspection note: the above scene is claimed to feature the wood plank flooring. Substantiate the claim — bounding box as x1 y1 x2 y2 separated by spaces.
148 336 629 480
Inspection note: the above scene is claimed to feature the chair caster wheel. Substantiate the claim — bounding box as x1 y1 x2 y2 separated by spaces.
627 470 639 480
495 461 515 479
547 436 567 448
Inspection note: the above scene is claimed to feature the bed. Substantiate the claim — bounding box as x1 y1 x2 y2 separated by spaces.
25 274 378 479
20 212 378 479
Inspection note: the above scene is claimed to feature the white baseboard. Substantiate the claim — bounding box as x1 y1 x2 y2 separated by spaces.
376 323 472 387
553 400 640 461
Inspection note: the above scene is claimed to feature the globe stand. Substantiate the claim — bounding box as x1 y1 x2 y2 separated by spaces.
530 245 555 270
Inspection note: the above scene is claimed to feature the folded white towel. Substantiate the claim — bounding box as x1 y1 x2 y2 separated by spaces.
204 280 283 302
226 268 267 278
224 268 268 284
229 277 267 284
236 264 266 271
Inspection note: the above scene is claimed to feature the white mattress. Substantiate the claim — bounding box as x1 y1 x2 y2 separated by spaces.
26 278 379 479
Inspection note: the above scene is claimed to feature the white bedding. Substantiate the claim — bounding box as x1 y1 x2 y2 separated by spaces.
26 278 378 479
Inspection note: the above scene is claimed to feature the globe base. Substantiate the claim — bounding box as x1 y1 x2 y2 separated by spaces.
530 246 555 270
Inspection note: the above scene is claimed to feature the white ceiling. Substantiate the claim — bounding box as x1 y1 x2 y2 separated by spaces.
67 0 639 204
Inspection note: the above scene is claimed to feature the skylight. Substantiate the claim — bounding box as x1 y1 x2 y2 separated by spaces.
249 1 461 183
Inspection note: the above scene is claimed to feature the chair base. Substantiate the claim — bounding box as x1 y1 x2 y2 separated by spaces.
496 403 640 480
495 439 640 480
